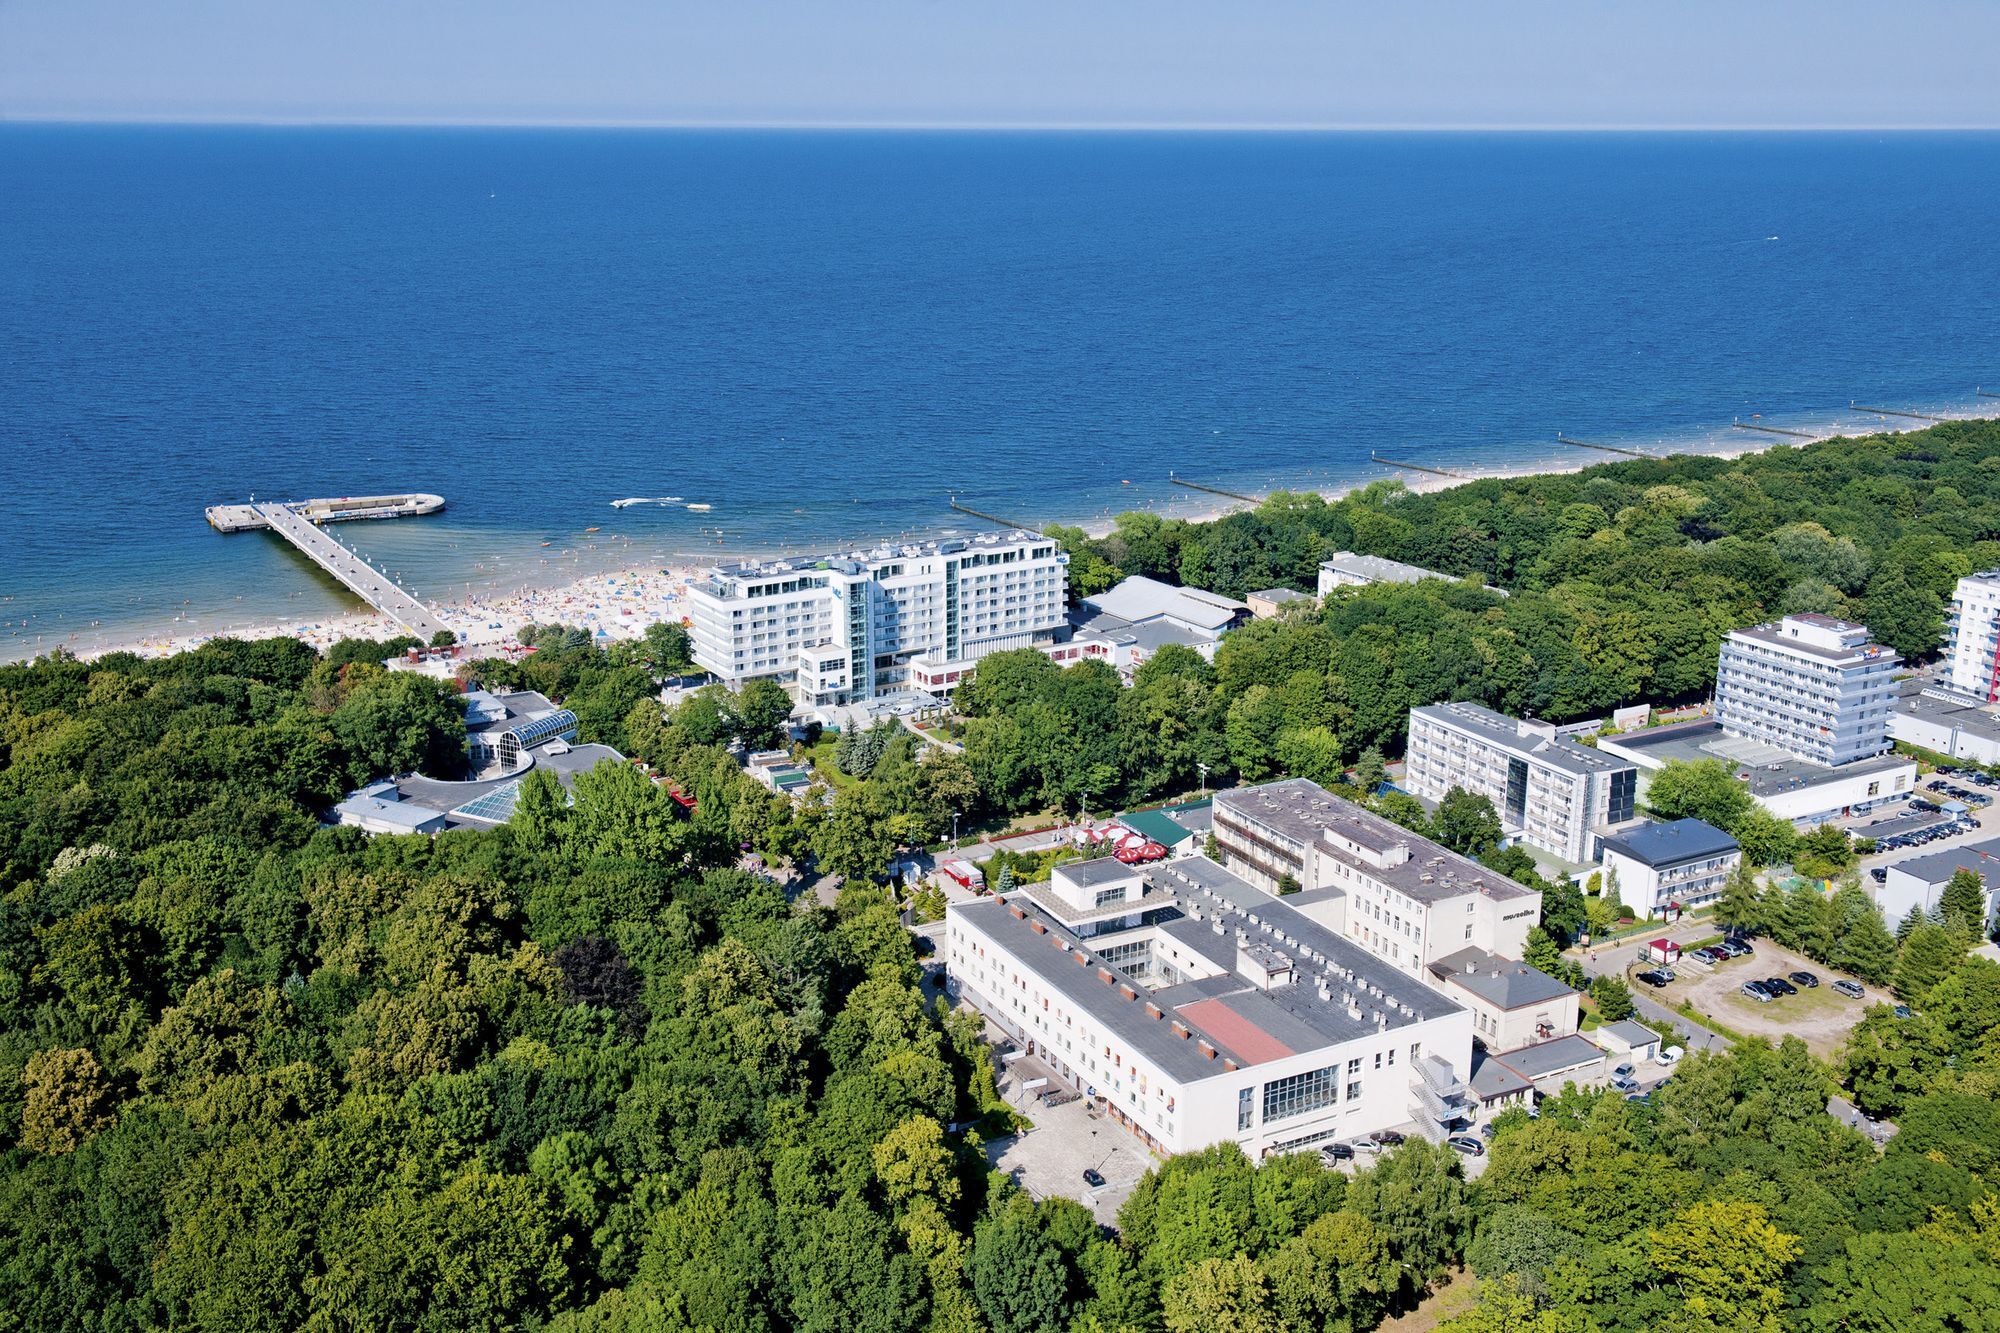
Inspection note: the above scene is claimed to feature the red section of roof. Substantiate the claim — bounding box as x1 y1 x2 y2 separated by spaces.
1175 997 1295 1065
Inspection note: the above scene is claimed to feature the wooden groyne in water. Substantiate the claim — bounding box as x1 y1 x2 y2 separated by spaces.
1555 435 1650 458
1851 403 1945 422
1370 454 1468 479
1732 422 1817 440
1168 474 1261 504
948 498 1034 531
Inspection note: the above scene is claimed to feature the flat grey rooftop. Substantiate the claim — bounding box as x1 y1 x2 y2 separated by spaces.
1894 680 2000 740
1726 618 1893 666
1057 856 1142 888
1468 1050 1534 1101
1413 700 1632 777
1598 817 1739 869
1489 1033 1605 1080
1216 779 1537 904
1885 836 2000 887
1320 552 1454 584
1607 721 1909 796
1429 947 1577 1010
1597 1019 1661 1049
708 527 1046 580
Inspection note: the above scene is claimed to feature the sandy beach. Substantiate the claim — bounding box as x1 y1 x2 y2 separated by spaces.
54 419 1970 667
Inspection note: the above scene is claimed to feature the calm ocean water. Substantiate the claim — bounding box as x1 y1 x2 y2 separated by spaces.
3 127 1998 656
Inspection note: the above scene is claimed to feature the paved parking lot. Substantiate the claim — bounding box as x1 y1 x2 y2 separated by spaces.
1642 939 1874 1060
983 1078 1158 1224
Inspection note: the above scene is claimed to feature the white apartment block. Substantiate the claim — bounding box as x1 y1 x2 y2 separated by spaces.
1714 614 1900 767
1943 570 2000 702
945 853 1476 1157
686 529 1068 706
1209 779 1543 980
1403 702 1638 864
1597 818 1742 917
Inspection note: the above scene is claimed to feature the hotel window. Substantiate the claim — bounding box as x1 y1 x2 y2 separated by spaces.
1237 1087 1255 1131
1261 1065 1338 1123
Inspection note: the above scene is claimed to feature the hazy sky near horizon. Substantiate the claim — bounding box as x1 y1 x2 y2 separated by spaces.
4 0 1998 128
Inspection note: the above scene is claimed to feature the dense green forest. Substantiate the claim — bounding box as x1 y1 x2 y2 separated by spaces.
3 424 1999 1331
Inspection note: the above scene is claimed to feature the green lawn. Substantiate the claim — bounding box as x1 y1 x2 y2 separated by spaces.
801 736 861 793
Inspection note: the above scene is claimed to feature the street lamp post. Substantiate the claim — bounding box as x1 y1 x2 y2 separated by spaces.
950 810 960 849
1197 761 1209 798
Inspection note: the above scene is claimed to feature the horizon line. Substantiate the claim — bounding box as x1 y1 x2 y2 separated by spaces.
5 113 2000 133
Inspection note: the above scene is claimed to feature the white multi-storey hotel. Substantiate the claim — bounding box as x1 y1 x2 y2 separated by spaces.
1403 702 1639 865
686 529 1069 706
1942 570 2000 702
1714 614 1900 766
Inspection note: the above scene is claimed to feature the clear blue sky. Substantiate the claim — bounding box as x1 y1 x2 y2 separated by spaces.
4 0 1997 128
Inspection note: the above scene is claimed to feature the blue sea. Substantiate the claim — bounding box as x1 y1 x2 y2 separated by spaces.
3 127 1998 657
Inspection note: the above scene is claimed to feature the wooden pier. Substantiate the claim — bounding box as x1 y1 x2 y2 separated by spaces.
208 492 453 641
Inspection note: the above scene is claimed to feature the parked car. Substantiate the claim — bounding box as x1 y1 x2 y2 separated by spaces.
1612 1063 1636 1080
1369 1129 1406 1146
1789 970 1819 988
1764 976 1797 996
1720 939 1754 958
1479 1121 1499 1140
1082 1168 1106 1188
1741 980 1774 1002
1447 1135 1485 1157
1349 1137 1383 1154
1636 969 1673 988
1833 979 1866 999
1894 1004 1915 1019
1319 1142 1354 1163
1658 1046 1685 1065
1611 1075 1640 1094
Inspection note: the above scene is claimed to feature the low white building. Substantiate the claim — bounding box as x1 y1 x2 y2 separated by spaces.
1318 552 1505 596
1209 779 1543 978
334 688 625 835
1080 575 1250 640
1596 819 1741 917
1596 719 1915 827
1877 839 2000 933
1481 1033 1608 1096
1589 1019 1664 1065
946 854 1476 1157
1888 679 2000 766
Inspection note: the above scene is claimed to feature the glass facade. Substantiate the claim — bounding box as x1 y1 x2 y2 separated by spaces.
1504 757 1529 824
1608 769 1637 824
1261 1065 1338 1123
1237 1087 1254 1131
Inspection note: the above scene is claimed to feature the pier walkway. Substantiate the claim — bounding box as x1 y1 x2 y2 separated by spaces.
251 503 453 641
